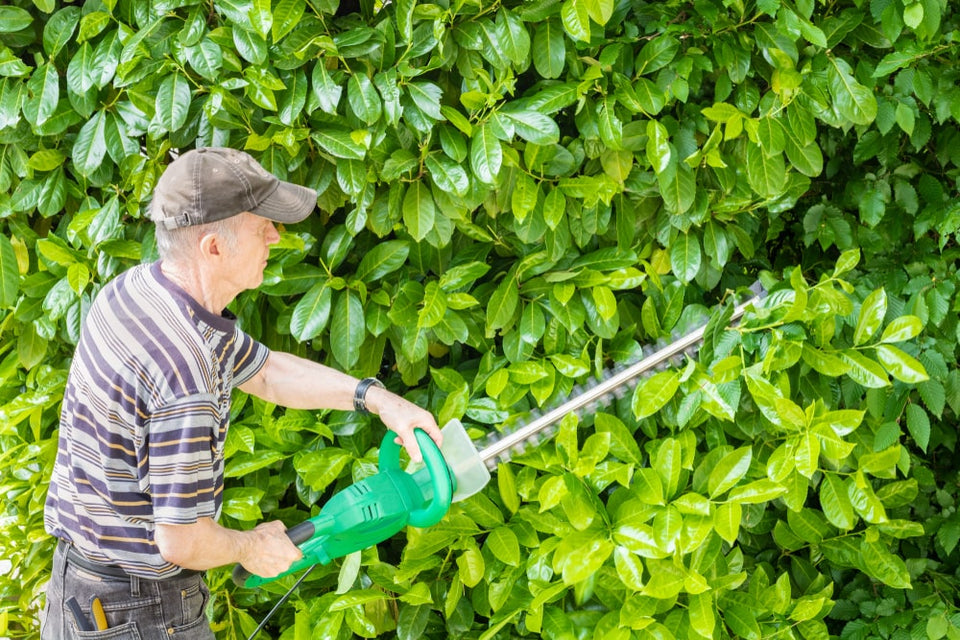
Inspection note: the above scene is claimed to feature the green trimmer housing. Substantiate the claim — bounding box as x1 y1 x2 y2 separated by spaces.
232 419 489 588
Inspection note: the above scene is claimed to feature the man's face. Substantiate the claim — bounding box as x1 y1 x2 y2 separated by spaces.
221 212 280 291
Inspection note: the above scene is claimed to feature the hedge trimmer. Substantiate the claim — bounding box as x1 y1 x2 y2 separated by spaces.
233 284 765 637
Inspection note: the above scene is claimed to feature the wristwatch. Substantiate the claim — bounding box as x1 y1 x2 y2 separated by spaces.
353 377 385 414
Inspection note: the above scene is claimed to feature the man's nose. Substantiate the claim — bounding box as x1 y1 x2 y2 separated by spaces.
266 222 280 245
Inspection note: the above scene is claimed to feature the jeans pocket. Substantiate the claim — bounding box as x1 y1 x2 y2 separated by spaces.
177 579 209 628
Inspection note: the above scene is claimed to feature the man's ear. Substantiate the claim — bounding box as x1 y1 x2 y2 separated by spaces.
198 232 222 258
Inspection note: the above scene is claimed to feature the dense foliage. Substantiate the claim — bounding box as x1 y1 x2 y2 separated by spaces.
1 0 958 637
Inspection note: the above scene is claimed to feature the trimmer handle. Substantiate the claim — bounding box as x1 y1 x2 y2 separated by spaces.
232 428 451 588
230 518 315 587
378 429 452 527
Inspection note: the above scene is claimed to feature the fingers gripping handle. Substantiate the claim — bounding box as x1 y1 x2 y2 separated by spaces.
231 521 317 587
379 429 453 528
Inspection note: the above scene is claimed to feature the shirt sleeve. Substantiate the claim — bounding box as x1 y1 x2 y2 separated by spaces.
147 393 220 525
232 327 270 387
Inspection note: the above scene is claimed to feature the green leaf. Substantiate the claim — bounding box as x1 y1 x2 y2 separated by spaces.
224 451 286 479
72 109 107 177
503 109 560 145
819 473 856 530
348 73 382 125
646 120 671 174
688 592 715 639
43 7 80 58
0 7 33 33
485 526 520 566
861 539 911 588
290 282 332 342
337 158 366 196
313 129 366 160
727 479 786 504
827 57 878 125
657 162 696 214
653 438 682 499
312 63 343 114
840 350 890 388
221 487 265 520
272 0 306 42
714 502 741 544
880 315 923 343
233 25 268 64
330 291 365 369
407 81 443 120
24 63 59 127
854 288 887 345
154 73 191 133
487 274 519 332
801 345 851 377
328 589 390 611
419 281 447 329
402 181 436 242
708 446 752 498
533 20 565 79
0 234 19 308
497 9 530 66
633 370 680 420
457 546 485 587
356 240 410 283
875 344 929 383
905 403 930 452
425 155 469 196
635 35 679 75
745 142 787 198
560 0 590 42
903 2 924 28
669 233 701 284
723 603 761 640
597 97 622 149
470 124 502 184
249 0 273 39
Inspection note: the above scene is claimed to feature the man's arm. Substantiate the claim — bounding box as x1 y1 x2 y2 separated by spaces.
238 351 442 461
155 518 301 577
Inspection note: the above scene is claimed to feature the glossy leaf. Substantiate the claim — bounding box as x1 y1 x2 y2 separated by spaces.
290 282 332 342
330 291 365 369
0 234 19 308
633 370 680 420
874 344 929 383
402 181 436 242
708 446 752 498
854 288 886 346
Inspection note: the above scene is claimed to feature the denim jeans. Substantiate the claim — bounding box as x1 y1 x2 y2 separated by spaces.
41 540 215 640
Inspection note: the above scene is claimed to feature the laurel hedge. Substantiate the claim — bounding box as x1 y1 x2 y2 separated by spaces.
1 0 959 638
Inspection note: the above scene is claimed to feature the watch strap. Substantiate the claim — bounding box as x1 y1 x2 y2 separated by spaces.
354 377 385 414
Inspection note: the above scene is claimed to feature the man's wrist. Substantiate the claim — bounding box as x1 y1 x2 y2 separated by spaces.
353 377 384 414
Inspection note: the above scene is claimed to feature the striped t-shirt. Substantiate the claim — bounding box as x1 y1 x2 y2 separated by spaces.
44 261 269 579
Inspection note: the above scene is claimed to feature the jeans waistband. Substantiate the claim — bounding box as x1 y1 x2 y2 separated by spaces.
58 538 202 581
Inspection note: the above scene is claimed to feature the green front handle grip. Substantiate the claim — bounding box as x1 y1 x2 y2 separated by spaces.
378 428 453 528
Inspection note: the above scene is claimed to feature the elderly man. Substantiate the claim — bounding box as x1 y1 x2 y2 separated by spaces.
41 147 441 638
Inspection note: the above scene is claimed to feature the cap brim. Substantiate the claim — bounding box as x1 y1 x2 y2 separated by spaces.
251 180 317 224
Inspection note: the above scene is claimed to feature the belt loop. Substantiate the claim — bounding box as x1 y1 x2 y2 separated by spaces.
130 574 141 597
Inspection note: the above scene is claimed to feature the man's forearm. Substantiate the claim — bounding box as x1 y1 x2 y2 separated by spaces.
240 351 359 410
155 518 300 576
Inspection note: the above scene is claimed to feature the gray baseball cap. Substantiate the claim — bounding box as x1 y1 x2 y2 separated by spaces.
152 147 317 230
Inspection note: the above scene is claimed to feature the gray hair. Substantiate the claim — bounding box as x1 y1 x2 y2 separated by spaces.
152 214 243 264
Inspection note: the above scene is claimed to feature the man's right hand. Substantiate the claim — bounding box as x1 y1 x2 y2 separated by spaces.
237 520 304 578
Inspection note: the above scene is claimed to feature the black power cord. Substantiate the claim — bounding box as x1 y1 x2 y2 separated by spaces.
246 565 317 640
